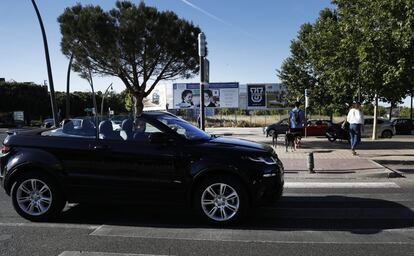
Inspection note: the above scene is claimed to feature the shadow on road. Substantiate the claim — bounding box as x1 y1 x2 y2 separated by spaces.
53 196 414 234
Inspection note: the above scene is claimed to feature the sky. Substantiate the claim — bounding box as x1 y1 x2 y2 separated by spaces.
0 0 409 106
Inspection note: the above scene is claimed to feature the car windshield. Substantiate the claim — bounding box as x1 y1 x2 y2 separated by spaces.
154 114 211 141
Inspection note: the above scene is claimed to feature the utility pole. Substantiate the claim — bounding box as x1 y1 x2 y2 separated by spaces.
101 83 113 118
198 33 207 130
31 0 59 127
305 89 309 138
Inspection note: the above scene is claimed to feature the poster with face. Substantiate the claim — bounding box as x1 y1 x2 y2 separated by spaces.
173 83 199 109
247 84 266 109
172 83 239 109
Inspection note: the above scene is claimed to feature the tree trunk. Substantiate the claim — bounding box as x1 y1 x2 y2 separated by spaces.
133 93 144 123
372 94 378 140
389 102 393 120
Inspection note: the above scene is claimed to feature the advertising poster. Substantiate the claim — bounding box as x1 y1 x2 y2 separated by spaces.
173 82 239 109
247 84 266 109
265 83 288 108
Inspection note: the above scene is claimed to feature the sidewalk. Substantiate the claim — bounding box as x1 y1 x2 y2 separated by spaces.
207 127 414 179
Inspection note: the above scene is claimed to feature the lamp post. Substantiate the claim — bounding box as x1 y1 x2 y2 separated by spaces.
101 83 113 118
30 0 59 127
66 54 73 118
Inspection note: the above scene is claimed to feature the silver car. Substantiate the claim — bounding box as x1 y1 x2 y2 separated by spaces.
362 118 395 138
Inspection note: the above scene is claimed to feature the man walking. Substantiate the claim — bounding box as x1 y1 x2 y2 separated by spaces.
289 101 305 148
347 101 364 155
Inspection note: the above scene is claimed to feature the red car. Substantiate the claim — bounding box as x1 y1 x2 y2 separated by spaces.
304 119 331 136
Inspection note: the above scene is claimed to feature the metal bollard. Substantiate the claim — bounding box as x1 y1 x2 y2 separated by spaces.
307 152 315 173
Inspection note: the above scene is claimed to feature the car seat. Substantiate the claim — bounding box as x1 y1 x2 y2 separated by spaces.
120 119 133 140
99 120 121 140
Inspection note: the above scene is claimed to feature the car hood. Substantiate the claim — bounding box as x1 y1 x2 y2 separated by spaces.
205 136 273 153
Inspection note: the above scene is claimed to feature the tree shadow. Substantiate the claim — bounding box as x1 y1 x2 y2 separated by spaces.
53 195 414 235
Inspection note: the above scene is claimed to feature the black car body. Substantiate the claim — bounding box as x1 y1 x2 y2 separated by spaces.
392 118 414 135
263 118 289 137
0 112 284 225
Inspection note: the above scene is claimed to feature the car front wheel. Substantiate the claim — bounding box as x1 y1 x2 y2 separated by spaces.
194 176 248 225
381 130 393 138
11 172 65 222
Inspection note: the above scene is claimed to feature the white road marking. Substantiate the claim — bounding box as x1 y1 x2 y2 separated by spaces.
59 251 171 256
0 222 99 230
285 182 400 188
90 225 414 244
59 252 172 256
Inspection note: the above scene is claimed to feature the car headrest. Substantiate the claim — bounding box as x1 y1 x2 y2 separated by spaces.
121 119 133 132
99 120 113 134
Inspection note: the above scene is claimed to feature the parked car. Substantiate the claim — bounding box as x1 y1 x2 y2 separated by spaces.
264 118 331 137
363 118 395 138
326 118 395 141
392 118 414 135
263 118 289 137
0 112 284 225
306 119 331 136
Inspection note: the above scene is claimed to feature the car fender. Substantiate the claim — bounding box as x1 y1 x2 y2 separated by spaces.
4 148 64 194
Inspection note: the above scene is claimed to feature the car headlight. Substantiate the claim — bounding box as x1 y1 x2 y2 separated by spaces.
247 156 277 165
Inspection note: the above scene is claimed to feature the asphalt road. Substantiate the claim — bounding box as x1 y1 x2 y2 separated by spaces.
1 129 414 255
0 177 413 256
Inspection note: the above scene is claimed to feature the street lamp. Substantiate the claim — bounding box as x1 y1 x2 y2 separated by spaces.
30 0 59 127
101 83 113 118
66 54 74 118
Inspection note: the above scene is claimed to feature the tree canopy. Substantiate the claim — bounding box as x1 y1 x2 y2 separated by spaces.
279 0 414 116
58 1 202 116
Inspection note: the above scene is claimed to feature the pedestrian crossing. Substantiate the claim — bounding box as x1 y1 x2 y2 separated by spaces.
86 180 414 246
284 181 400 188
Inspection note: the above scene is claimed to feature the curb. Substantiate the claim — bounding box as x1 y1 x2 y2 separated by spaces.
369 159 405 178
370 160 406 178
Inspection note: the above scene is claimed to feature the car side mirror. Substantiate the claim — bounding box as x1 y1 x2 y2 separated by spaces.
149 132 171 144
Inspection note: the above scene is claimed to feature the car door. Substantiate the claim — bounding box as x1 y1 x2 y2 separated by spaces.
363 119 373 137
43 120 101 202
90 117 186 205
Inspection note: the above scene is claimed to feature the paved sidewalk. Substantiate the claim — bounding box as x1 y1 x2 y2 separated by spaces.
207 127 413 179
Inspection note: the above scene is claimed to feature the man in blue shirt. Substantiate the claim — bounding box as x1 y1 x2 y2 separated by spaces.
289 102 305 147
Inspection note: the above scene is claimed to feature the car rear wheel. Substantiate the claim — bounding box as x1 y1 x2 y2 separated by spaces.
194 176 248 225
381 130 393 138
11 172 65 222
267 129 275 137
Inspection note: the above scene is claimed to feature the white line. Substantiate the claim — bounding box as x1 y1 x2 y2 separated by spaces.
0 222 99 230
59 252 172 256
90 225 414 245
285 182 400 188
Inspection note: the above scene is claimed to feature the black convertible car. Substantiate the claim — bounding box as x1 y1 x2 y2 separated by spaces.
0 112 284 225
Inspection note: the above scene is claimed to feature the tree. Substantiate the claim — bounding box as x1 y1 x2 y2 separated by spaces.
58 1 201 119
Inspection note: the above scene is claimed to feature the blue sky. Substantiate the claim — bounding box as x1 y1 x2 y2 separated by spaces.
4 0 407 106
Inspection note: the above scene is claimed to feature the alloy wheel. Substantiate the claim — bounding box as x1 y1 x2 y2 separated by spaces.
16 179 52 216
201 183 240 222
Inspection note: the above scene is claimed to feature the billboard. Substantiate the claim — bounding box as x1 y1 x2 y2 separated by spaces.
172 82 239 109
265 83 288 108
247 84 266 109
